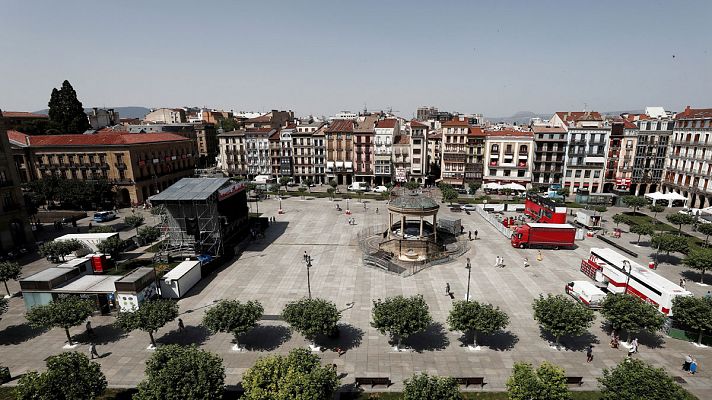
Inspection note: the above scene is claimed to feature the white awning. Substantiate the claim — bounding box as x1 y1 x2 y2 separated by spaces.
666 192 687 201
644 192 666 201
326 161 334 169
335 161 344 168
503 183 527 191
344 161 353 169
483 182 503 190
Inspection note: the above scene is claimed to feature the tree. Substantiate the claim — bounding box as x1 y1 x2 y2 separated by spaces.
297 187 307 199
38 239 84 262
672 295 712 346
47 80 89 134
0 297 7 318
651 233 688 256
403 373 461 400
447 300 509 349
612 213 630 227
683 248 712 284
697 223 712 247
648 204 665 223
532 294 594 348
150 204 166 216
134 345 225 400
666 213 695 235
405 180 420 191
115 299 178 348
622 195 647 214
505 361 570 400
125 214 145 234
242 348 339 400
468 182 481 196
556 187 569 201
304 178 314 193
25 297 95 346
202 299 263 350
138 225 161 244
442 188 458 205
282 298 340 347
326 187 335 200
279 176 291 192
0 261 22 296
371 295 432 350
329 179 338 192
15 352 107 400
598 359 695 400
96 236 123 259
600 294 665 343
88 225 115 233
630 223 654 245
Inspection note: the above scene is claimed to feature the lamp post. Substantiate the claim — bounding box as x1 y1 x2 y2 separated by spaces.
465 257 472 302
304 253 312 299
622 260 632 295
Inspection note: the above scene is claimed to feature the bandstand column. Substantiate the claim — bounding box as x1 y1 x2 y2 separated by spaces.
433 214 437 242
389 212 393 238
419 216 424 238
401 215 406 236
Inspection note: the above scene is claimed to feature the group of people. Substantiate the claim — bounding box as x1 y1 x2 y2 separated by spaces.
347 217 357 225
468 230 478 241
679 278 687 289
684 354 699 375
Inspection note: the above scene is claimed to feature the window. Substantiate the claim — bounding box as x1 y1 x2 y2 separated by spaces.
566 170 572 177
593 170 600 178
491 144 499 153
519 145 528 154
584 170 591 178
575 170 582 178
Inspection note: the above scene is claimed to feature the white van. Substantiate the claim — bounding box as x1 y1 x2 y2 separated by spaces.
347 182 369 192
565 281 607 309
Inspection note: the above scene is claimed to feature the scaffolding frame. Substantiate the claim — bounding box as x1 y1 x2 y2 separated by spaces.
155 196 223 261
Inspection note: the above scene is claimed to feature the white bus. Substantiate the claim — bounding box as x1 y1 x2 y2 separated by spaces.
580 248 691 315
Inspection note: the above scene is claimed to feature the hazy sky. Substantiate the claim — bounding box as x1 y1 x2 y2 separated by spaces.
1 0 710 118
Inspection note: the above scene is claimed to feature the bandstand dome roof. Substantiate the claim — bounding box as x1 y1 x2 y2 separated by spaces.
388 193 439 213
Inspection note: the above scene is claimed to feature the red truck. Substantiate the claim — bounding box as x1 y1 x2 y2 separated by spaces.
511 223 576 249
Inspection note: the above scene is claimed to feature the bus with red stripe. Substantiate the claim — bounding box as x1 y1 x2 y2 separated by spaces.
580 248 691 315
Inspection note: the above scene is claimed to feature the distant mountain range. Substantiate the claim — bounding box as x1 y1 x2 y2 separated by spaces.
485 110 645 125
33 106 150 119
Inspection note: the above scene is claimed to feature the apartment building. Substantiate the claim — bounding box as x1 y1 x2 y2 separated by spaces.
279 127 294 178
427 131 441 173
626 109 672 195
269 130 281 177
217 130 247 177
531 125 567 189
7 130 196 205
552 112 610 194
244 128 274 178
291 122 324 184
143 108 186 124
325 120 355 185
374 119 399 185
604 119 638 194
465 126 485 185
392 134 410 183
483 129 533 186
440 117 469 187
125 123 218 166
244 110 295 130
409 120 428 183
664 106 712 208
312 126 327 184
0 112 34 252
353 116 377 185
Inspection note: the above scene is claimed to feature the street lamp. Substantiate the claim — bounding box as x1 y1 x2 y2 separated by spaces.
622 260 632 295
465 257 472 301
304 253 313 299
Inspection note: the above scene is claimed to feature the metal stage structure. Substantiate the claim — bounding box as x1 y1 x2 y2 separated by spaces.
150 178 248 261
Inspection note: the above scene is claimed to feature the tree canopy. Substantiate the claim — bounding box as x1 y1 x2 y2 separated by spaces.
468 182 481 195
38 239 84 262
598 359 695 400
599 294 665 343
532 294 594 347
47 80 89 134
505 361 571 400
371 295 432 349
612 214 630 227
96 236 123 259
442 188 458 205
622 195 647 213
25 297 95 346
0 297 8 318
672 295 712 345
26 177 114 210
115 299 178 348
281 298 340 344
666 213 695 235
0 261 22 296
137 225 161 244
683 247 712 284
134 345 225 400
630 223 654 245
405 180 420 191
697 223 712 246
241 348 339 400
447 300 509 348
202 299 263 348
124 214 144 232
651 233 688 256
15 352 107 400
403 373 461 400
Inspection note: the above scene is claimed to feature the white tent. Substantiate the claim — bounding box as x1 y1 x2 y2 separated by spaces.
644 192 667 206
483 182 503 190
665 191 688 208
503 183 527 191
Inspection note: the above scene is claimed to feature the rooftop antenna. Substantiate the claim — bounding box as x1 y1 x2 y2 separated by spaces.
583 103 588 112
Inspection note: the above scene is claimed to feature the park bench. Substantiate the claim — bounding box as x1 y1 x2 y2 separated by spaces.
455 376 486 388
565 376 584 386
355 377 392 388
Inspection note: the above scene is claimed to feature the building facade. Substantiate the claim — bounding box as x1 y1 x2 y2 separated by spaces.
409 121 428 183
217 130 247 177
279 127 294 178
629 112 672 195
325 120 355 185
440 117 470 187
374 119 398 185
531 126 567 189
143 108 186 124
353 117 376 185
483 129 534 186
465 127 485 185
244 128 273 178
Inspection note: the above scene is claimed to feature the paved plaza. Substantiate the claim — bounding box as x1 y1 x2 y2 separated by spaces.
1 196 710 397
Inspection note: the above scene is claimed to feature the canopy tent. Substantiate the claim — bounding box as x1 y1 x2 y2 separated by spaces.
503 183 527 191
483 182 503 190
644 191 688 208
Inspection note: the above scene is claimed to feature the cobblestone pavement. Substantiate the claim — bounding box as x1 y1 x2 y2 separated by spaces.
0 197 709 398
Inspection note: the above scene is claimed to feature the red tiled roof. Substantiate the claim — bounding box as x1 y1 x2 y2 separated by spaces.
375 119 397 129
1 111 48 119
393 135 410 145
675 106 712 119
531 126 566 133
468 127 485 137
427 132 442 140
6 130 189 147
441 118 470 127
410 120 428 128
245 128 273 133
325 119 354 133
7 130 30 146
623 120 638 129
555 111 603 123
484 129 533 137
245 114 272 123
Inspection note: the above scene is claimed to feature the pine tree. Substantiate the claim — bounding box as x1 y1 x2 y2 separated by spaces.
47 80 89 133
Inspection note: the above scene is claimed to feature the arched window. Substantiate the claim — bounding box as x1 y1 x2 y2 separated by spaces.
491 144 499 153
519 145 528 153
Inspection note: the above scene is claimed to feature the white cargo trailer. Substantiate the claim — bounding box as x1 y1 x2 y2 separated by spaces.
159 260 202 299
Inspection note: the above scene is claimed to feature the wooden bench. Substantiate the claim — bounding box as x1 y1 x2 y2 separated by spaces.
455 377 486 388
355 377 392 388
566 376 583 386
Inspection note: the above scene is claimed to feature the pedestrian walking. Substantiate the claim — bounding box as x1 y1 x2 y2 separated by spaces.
474 230 478 240
468 231 472 241
363 203 366 211
86 321 95 338
460 225 465 234
523 257 530 268
689 358 698 375
536 250 543 261
178 318 185 332
89 343 99 359
304 251 308 262
684 354 693 371
445 282 451 295
495 256 501 268
680 278 686 289
499 256 505 268
586 345 594 363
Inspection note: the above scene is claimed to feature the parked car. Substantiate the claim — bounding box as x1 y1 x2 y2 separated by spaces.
93 211 117 222
373 185 389 193
460 204 477 211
